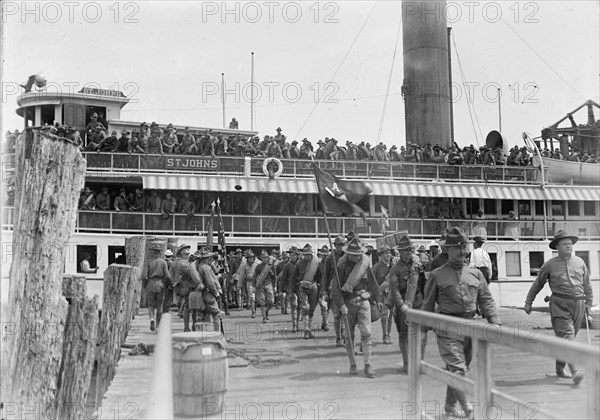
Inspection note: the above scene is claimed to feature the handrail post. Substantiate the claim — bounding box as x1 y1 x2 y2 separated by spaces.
144 313 173 419
407 319 422 420
474 337 492 420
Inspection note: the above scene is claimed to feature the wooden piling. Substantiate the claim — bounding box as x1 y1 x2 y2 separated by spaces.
1 129 86 417
56 275 99 420
95 264 136 405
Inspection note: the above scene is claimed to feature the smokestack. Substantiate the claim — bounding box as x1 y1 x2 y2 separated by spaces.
402 1 452 148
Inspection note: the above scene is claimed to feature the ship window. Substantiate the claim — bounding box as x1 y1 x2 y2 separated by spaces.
41 105 55 126
575 251 590 272
483 199 496 216
551 201 564 216
584 202 596 216
534 201 544 216
518 200 531 216
108 245 126 265
528 251 544 276
374 196 389 214
501 200 514 215
505 251 521 276
77 245 98 274
567 201 580 216
466 198 479 216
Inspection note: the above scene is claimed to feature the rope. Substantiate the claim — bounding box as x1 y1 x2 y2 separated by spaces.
376 9 402 143
499 17 585 100
293 1 378 141
452 32 483 147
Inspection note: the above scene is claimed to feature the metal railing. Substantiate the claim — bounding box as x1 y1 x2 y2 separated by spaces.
67 152 540 183
2 207 598 240
405 309 599 420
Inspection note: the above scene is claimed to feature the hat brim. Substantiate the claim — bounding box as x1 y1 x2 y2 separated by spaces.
176 245 191 254
549 235 578 250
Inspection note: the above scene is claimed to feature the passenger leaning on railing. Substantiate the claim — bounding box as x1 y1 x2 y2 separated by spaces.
420 227 501 419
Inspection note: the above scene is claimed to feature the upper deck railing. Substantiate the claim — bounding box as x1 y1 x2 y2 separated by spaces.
76 152 540 184
2 207 598 240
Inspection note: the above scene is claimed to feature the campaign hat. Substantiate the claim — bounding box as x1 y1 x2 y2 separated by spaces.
176 244 191 255
301 244 313 255
378 244 392 255
333 235 346 246
395 234 413 250
165 249 173 257
549 230 578 250
317 245 330 256
245 249 255 258
259 249 269 259
344 237 365 255
346 230 358 241
473 236 486 243
235 248 243 254
443 227 470 247
195 246 216 259
287 246 299 254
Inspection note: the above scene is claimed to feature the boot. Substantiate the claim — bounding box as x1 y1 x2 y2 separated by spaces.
336 337 344 347
183 309 190 332
364 363 375 378
399 339 408 370
265 307 270 321
349 364 358 375
261 306 267 323
292 322 298 333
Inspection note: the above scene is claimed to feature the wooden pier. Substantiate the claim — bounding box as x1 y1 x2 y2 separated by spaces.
95 307 598 420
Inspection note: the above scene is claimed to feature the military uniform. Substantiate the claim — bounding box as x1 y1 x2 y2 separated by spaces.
234 252 260 317
324 246 346 344
422 227 500 416
525 231 592 382
291 245 323 338
196 252 223 331
171 248 203 332
332 238 382 377
372 253 393 344
253 252 277 323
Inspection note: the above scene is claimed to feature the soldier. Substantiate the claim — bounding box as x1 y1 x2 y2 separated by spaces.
162 125 178 153
198 130 215 156
98 130 119 152
387 234 427 372
115 129 130 152
233 250 261 318
179 127 197 155
229 248 244 310
317 246 330 330
96 187 111 210
372 244 394 344
171 244 203 332
114 189 131 212
472 209 487 239
332 237 382 378
195 247 223 331
253 250 277 323
278 247 298 315
129 188 145 211
524 231 593 384
141 243 171 332
128 134 145 153
389 145 402 161
422 227 501 418
79 186 96 210
290 140 300 158
291 244 323 338
322 235 346 345
162 249 175 315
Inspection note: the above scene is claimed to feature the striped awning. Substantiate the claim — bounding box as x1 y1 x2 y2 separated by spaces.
142 175 599 201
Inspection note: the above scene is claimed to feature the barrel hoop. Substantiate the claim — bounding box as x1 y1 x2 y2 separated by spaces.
173 389 227 397
172 356 228 363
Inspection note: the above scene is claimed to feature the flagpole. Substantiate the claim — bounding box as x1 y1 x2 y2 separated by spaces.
312 159 356 366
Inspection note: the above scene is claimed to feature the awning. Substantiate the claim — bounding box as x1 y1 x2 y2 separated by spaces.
143 175 600 201
142 174 317 194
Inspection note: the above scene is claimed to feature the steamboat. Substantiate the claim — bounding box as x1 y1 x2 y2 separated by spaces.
2 4 598 311
2 85 598 310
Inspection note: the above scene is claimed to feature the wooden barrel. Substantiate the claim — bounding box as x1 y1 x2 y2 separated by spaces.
172 331 228 417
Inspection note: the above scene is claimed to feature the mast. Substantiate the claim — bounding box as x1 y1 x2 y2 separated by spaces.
250 52 255 131
221 73 226 129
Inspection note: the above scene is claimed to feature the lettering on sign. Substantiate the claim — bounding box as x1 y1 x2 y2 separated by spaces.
165 157 219 170
79 87 126 97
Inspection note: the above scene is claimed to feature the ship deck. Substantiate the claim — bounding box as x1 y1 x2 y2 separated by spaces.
97 308 598 419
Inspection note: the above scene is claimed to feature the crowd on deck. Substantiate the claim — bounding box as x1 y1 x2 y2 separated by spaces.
4 116 598 164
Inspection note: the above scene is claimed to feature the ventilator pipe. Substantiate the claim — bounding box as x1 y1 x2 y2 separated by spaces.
485 130 509 154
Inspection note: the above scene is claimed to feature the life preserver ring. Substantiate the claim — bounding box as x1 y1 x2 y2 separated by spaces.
262 158 283 178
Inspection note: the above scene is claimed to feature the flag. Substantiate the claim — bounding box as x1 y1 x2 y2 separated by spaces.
381 205 390 228
312 161 372 216
206 201 215 248
216 199 229 275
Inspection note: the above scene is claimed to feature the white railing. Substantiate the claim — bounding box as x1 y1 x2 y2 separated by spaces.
405 309 599 420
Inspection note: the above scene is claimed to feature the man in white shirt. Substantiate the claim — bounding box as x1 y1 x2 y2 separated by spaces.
469 236 492 284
